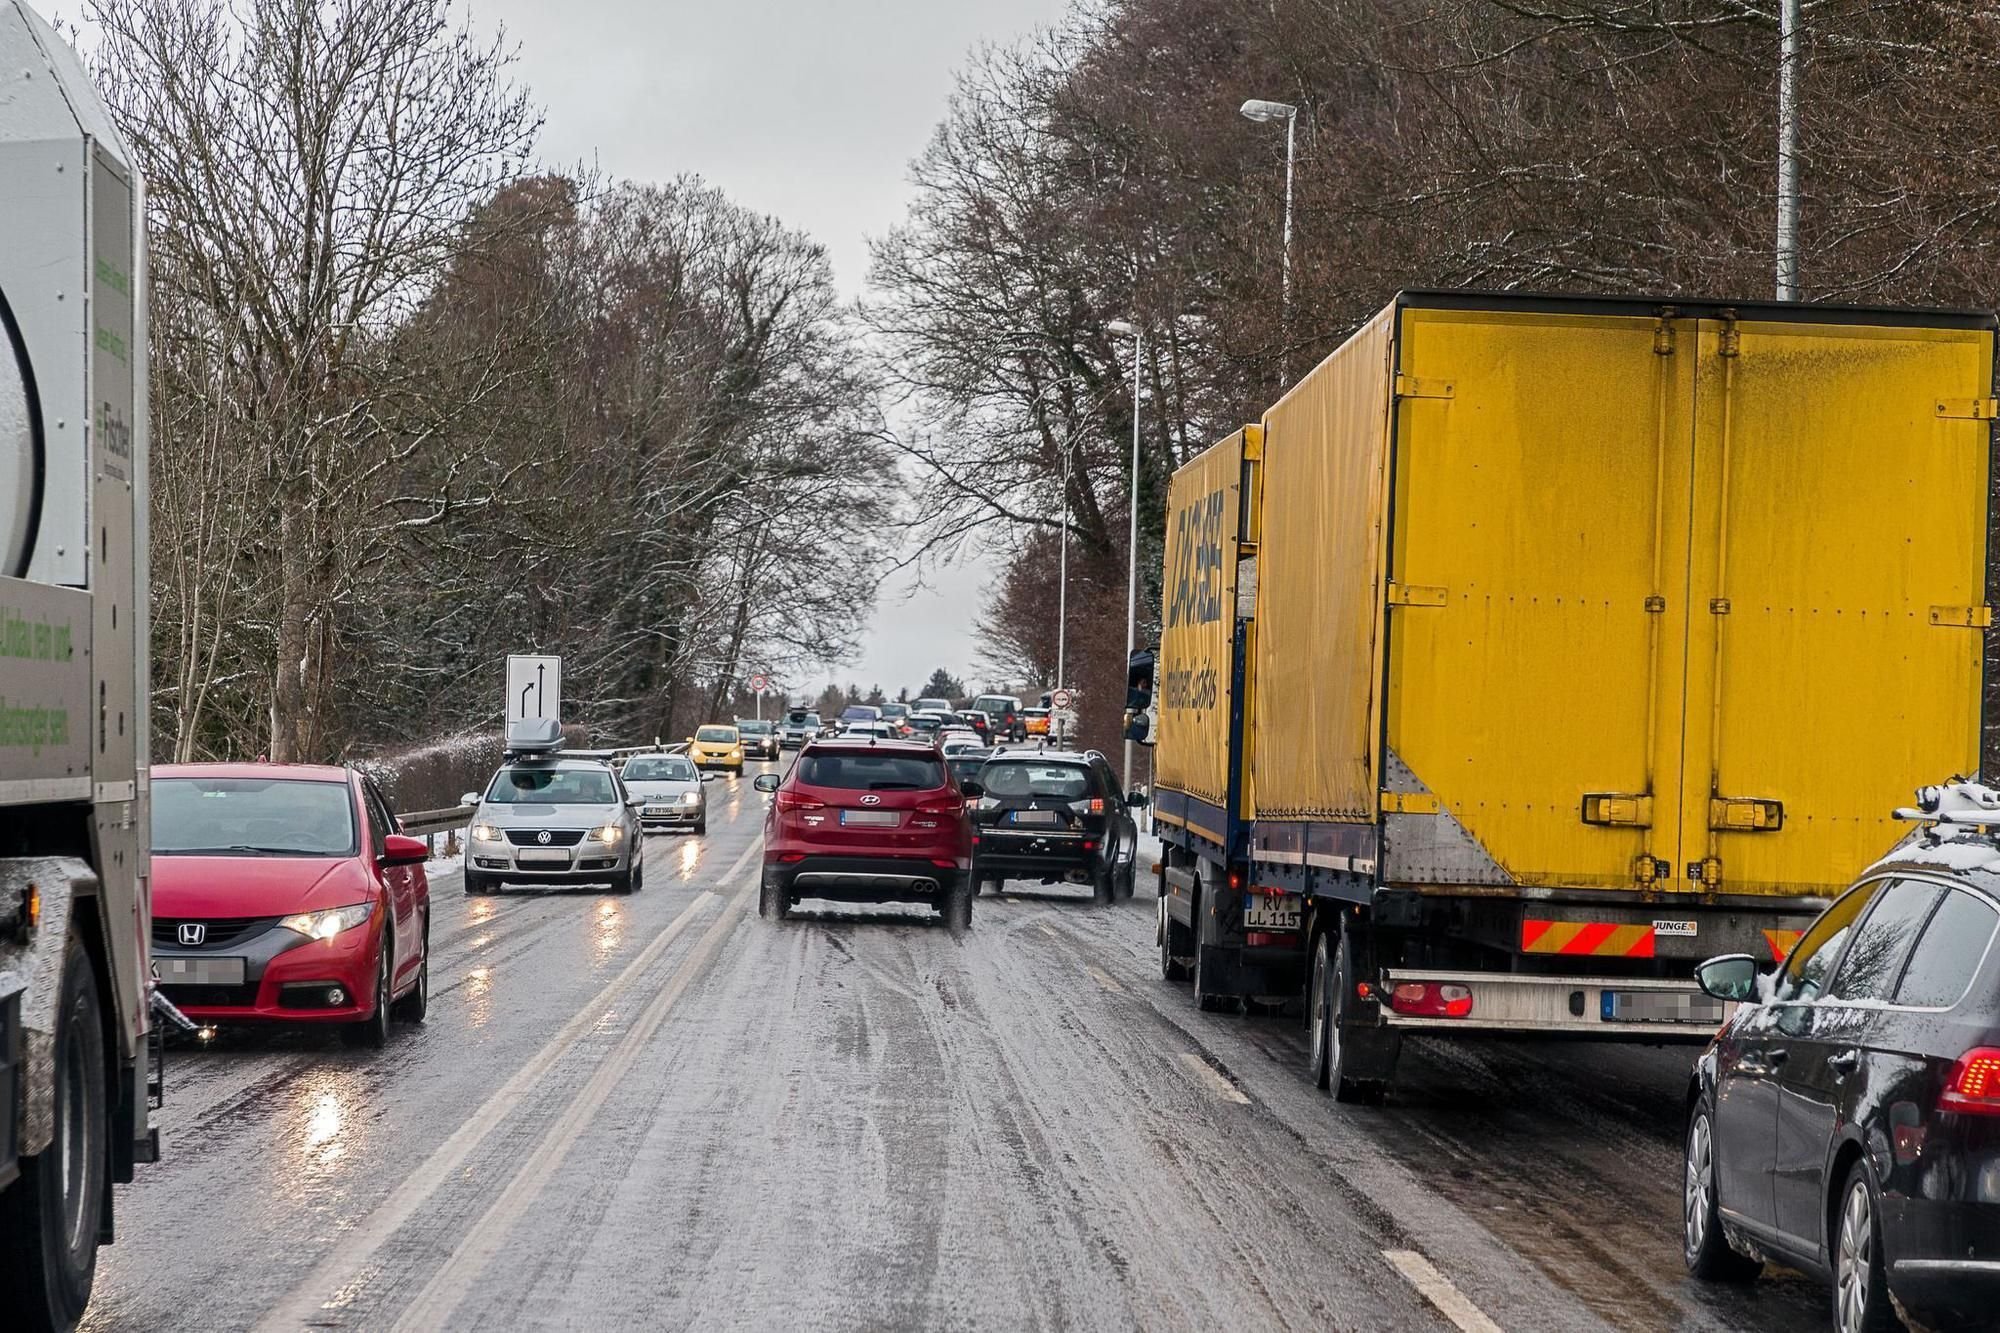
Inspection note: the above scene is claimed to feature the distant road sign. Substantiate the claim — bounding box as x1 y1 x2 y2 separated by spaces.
749 673 769 693
1051 688 1075 710
506 655 561 725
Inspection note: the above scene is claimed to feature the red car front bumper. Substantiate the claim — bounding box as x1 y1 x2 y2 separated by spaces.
153 921 384 1023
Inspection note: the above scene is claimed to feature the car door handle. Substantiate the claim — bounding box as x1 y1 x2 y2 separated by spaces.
1828 1049 1861 1076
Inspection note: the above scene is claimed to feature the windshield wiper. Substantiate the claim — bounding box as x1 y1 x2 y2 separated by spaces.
163 844 319 856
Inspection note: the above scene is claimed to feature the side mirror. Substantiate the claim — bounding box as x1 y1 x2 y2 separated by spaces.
460 792 480 808
1126 789 1149 809
1694 953 1761 1003
380 834 429 867
752 774 781 794
626 795 646 808
961 780 984 799
702 772 717 783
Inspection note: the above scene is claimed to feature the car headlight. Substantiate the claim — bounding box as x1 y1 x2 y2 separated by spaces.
588 823 625 845
279 902 374 942
681 791 700 805
471 822 504 842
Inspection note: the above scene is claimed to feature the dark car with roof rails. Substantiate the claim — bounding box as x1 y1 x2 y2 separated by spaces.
967 748 1144 905
1683 778 2000 1333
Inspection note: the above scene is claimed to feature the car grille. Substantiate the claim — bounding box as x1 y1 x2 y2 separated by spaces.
159 982 260 1008
504 829 585 847
152 917 282 950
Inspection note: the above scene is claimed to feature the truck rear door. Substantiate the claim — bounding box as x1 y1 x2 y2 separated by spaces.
1680 317 1991 898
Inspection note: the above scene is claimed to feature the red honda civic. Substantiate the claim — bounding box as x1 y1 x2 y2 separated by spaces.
149 763 431 1047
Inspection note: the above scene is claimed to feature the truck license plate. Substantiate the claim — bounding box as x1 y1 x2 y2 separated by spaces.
152 956 246 987
1244 895 1302 931
1601 990 1726 1025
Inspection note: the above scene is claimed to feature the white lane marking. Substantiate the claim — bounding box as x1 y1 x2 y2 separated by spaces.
392 886 752 1331
1086 964 1124 994
254 837 761 1333
1177 1052 1250 1105
1038 925 1058 938
1383 1249 1505 1333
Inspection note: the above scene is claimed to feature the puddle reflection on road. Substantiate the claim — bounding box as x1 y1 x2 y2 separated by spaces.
591 899 623 964
465 965 493 1029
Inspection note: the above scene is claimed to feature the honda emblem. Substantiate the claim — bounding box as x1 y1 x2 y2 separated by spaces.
178 923 206 947
537 829 552 844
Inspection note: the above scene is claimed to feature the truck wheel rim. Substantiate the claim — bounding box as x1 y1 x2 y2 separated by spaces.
1685 1113 1713 1258
1837 1179 1871 1333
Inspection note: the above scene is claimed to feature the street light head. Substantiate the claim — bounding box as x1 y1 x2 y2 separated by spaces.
1106 319 1138 338
1240 98 1297 124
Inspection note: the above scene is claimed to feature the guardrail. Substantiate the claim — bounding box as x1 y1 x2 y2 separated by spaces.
400 805 472 858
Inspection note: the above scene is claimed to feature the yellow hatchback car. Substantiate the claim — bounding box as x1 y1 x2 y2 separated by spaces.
688 724 744 772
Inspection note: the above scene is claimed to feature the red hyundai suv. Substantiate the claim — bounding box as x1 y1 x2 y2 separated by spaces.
753 739 977 930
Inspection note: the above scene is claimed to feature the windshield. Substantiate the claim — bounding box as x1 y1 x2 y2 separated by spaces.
737 720 774 735
486 767 618 804
981 762 1092 800
152 777 358 856
696 726 738 743
946 756 988 784
622 756 696 783
797 752 944 791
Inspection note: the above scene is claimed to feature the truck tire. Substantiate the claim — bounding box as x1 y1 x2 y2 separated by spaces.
1159 896 1192 981
1313 926 1390 1104
943 878 973 935
0 935 107 1333
758 871 790 921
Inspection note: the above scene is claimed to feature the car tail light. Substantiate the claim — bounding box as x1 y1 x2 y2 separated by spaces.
1071 798 1105 815
1227 871 1242 891
1940 1048 2000 1116
1083 839 1096 852
916 796 963 816
930 858 957 869
1389 982 1474 1018
775 789 823 812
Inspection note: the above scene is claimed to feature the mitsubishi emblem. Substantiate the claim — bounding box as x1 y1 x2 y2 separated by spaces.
178 923 206 946
537 829 553 845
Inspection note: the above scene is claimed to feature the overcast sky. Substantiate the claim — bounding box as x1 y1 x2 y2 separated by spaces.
466 0 1074 700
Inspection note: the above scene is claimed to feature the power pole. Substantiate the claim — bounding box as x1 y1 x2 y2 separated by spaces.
1775 0 1801 301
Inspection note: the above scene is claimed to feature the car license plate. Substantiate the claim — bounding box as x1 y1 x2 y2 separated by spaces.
517 848 571 865
1010 809 1060 825
644 805 674 816
839 809 899 827
1244 895 1302 931
152 956 246 987
1601 989 1726 1025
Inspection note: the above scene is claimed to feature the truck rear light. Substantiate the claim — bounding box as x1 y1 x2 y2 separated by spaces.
775 790 824 812
1389 982 1473 1018
1940 1047 2000 1115
1228 871 1242 890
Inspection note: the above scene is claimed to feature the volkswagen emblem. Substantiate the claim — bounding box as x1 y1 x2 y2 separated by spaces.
177 923 206 947
537 829 553 845
859 794 882 806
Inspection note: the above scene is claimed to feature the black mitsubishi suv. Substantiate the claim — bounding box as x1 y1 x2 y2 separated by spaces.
968 749 1142 903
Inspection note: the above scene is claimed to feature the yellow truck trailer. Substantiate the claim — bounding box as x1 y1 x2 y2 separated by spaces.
1148 290 1995 1099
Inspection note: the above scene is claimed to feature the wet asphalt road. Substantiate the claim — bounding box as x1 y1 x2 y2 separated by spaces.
81 761 1830 1332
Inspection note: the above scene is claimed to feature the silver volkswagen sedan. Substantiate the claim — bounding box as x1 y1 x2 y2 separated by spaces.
462 758 644 895
620 752 710 834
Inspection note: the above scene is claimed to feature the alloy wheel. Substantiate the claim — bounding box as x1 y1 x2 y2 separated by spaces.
1836 1177 1872 1333
1684 1113 1713 1260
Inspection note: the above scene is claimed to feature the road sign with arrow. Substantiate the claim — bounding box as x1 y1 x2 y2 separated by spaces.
506 654 562 725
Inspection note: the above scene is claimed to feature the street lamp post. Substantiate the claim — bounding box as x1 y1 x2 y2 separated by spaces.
1241 98 1299 380
1774 0 1801 300
1108 319 1143 792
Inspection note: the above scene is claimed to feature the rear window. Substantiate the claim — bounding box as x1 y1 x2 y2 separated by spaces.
696 726 738 743
786 711 814 724
1895 889 1999 1009
840 706 880 721
981 762 1092 800
737 720 774 735
153 777 358 856
797 752 944 791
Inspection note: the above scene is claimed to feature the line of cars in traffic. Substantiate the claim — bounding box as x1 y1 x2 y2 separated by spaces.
144 714 785 1051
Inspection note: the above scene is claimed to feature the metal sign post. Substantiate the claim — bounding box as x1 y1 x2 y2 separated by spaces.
505 654 562 725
